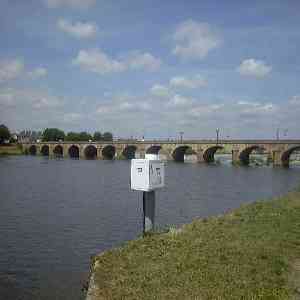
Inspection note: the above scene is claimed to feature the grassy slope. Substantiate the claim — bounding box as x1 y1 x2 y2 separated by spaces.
0 145 23 155
91 190 300 300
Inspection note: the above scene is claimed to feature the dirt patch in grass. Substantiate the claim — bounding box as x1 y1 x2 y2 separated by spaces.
89 190 300 300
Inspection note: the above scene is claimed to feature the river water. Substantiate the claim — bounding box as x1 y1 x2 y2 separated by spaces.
0 156 300 300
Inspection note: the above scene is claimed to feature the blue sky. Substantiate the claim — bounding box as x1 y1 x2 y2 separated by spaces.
0 0 300 139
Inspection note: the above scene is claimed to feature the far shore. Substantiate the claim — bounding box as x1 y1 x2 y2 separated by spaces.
0 144 23 156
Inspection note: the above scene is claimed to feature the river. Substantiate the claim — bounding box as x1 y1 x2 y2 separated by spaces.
0 156 300 300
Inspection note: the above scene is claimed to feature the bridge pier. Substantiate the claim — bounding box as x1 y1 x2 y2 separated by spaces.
196 149 205 163
48 144 55 157
272 150 283 167
97 147 103 160
63 144 69 158
115 148 123 159
267 152 273 165
79 146 85 159
232 149 240 165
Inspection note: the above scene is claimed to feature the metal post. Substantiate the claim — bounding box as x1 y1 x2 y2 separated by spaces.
143 191 156 233
179 131 184 143
216 128 220 145
276 128 280 140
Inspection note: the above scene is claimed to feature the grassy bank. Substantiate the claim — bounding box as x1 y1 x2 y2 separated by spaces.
0 144 23 155
88 189 300 300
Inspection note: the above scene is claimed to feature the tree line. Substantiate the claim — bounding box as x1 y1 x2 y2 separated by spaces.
0 124 113 144
42 128 113 142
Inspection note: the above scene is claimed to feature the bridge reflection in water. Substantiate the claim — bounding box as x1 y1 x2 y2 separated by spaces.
23 140 300 168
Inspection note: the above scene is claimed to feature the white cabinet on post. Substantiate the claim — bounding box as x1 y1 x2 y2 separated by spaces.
130 159 165 233
131 159 164 191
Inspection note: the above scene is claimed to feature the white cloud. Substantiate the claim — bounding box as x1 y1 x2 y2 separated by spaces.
0 87 63 112
237 100 276 114
73 49 161 75
168 94 193 107
118 101 151 112
96 105 112 114
0 90 16 108
289 95 300 105
72 49 126 74
126 52 161 71
0 87 71 130
188 103 223 117
139 101 152 111
32 96 62 110
237 100 260 106
0 58 48 82
150 84 169 97
96 94 152 116
0 59 24 82
237 59 272 78
170 75 207 89
119 101 134 111
150 75 207 100
57 19 98 39
63 112 82 123
45 0 96 9
28 67 48 79
172 20 221 60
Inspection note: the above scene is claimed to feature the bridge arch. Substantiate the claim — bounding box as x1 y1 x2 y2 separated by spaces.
146 145 162 154
122 145 137 159
102 145 116 160
41 145 49 156
203 146 224 163
172 145 193 162
53 145 63 157
281 146 300 168
68 145 80 158
84 145 97 159
239 146 265 166
29 145 37 155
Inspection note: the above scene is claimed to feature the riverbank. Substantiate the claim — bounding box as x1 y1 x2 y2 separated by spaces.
0 145 23 155
86 188 300 299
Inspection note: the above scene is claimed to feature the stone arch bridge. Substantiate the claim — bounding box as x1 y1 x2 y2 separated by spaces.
22 140 300 167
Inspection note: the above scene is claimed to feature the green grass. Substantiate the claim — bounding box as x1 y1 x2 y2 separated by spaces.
0 144 23 155
90 190 300 299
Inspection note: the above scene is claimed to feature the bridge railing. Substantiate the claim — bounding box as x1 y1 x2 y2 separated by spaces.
20 139 300 145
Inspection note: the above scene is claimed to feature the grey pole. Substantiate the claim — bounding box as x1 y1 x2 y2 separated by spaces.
276 128 280 140
179 131 184 143
143 191 156 233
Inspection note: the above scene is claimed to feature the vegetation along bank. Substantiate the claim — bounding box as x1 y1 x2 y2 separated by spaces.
86 188 300 299
0 144 23 155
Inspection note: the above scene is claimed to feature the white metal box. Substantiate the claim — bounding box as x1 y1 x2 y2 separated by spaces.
131 159 165 191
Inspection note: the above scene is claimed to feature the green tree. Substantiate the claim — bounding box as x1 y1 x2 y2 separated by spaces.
0 124 11 144
42 128 65 142
93 131 102 141
79 131 92 141
103 132 113 141
65 131 93 141
65 132 81 141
